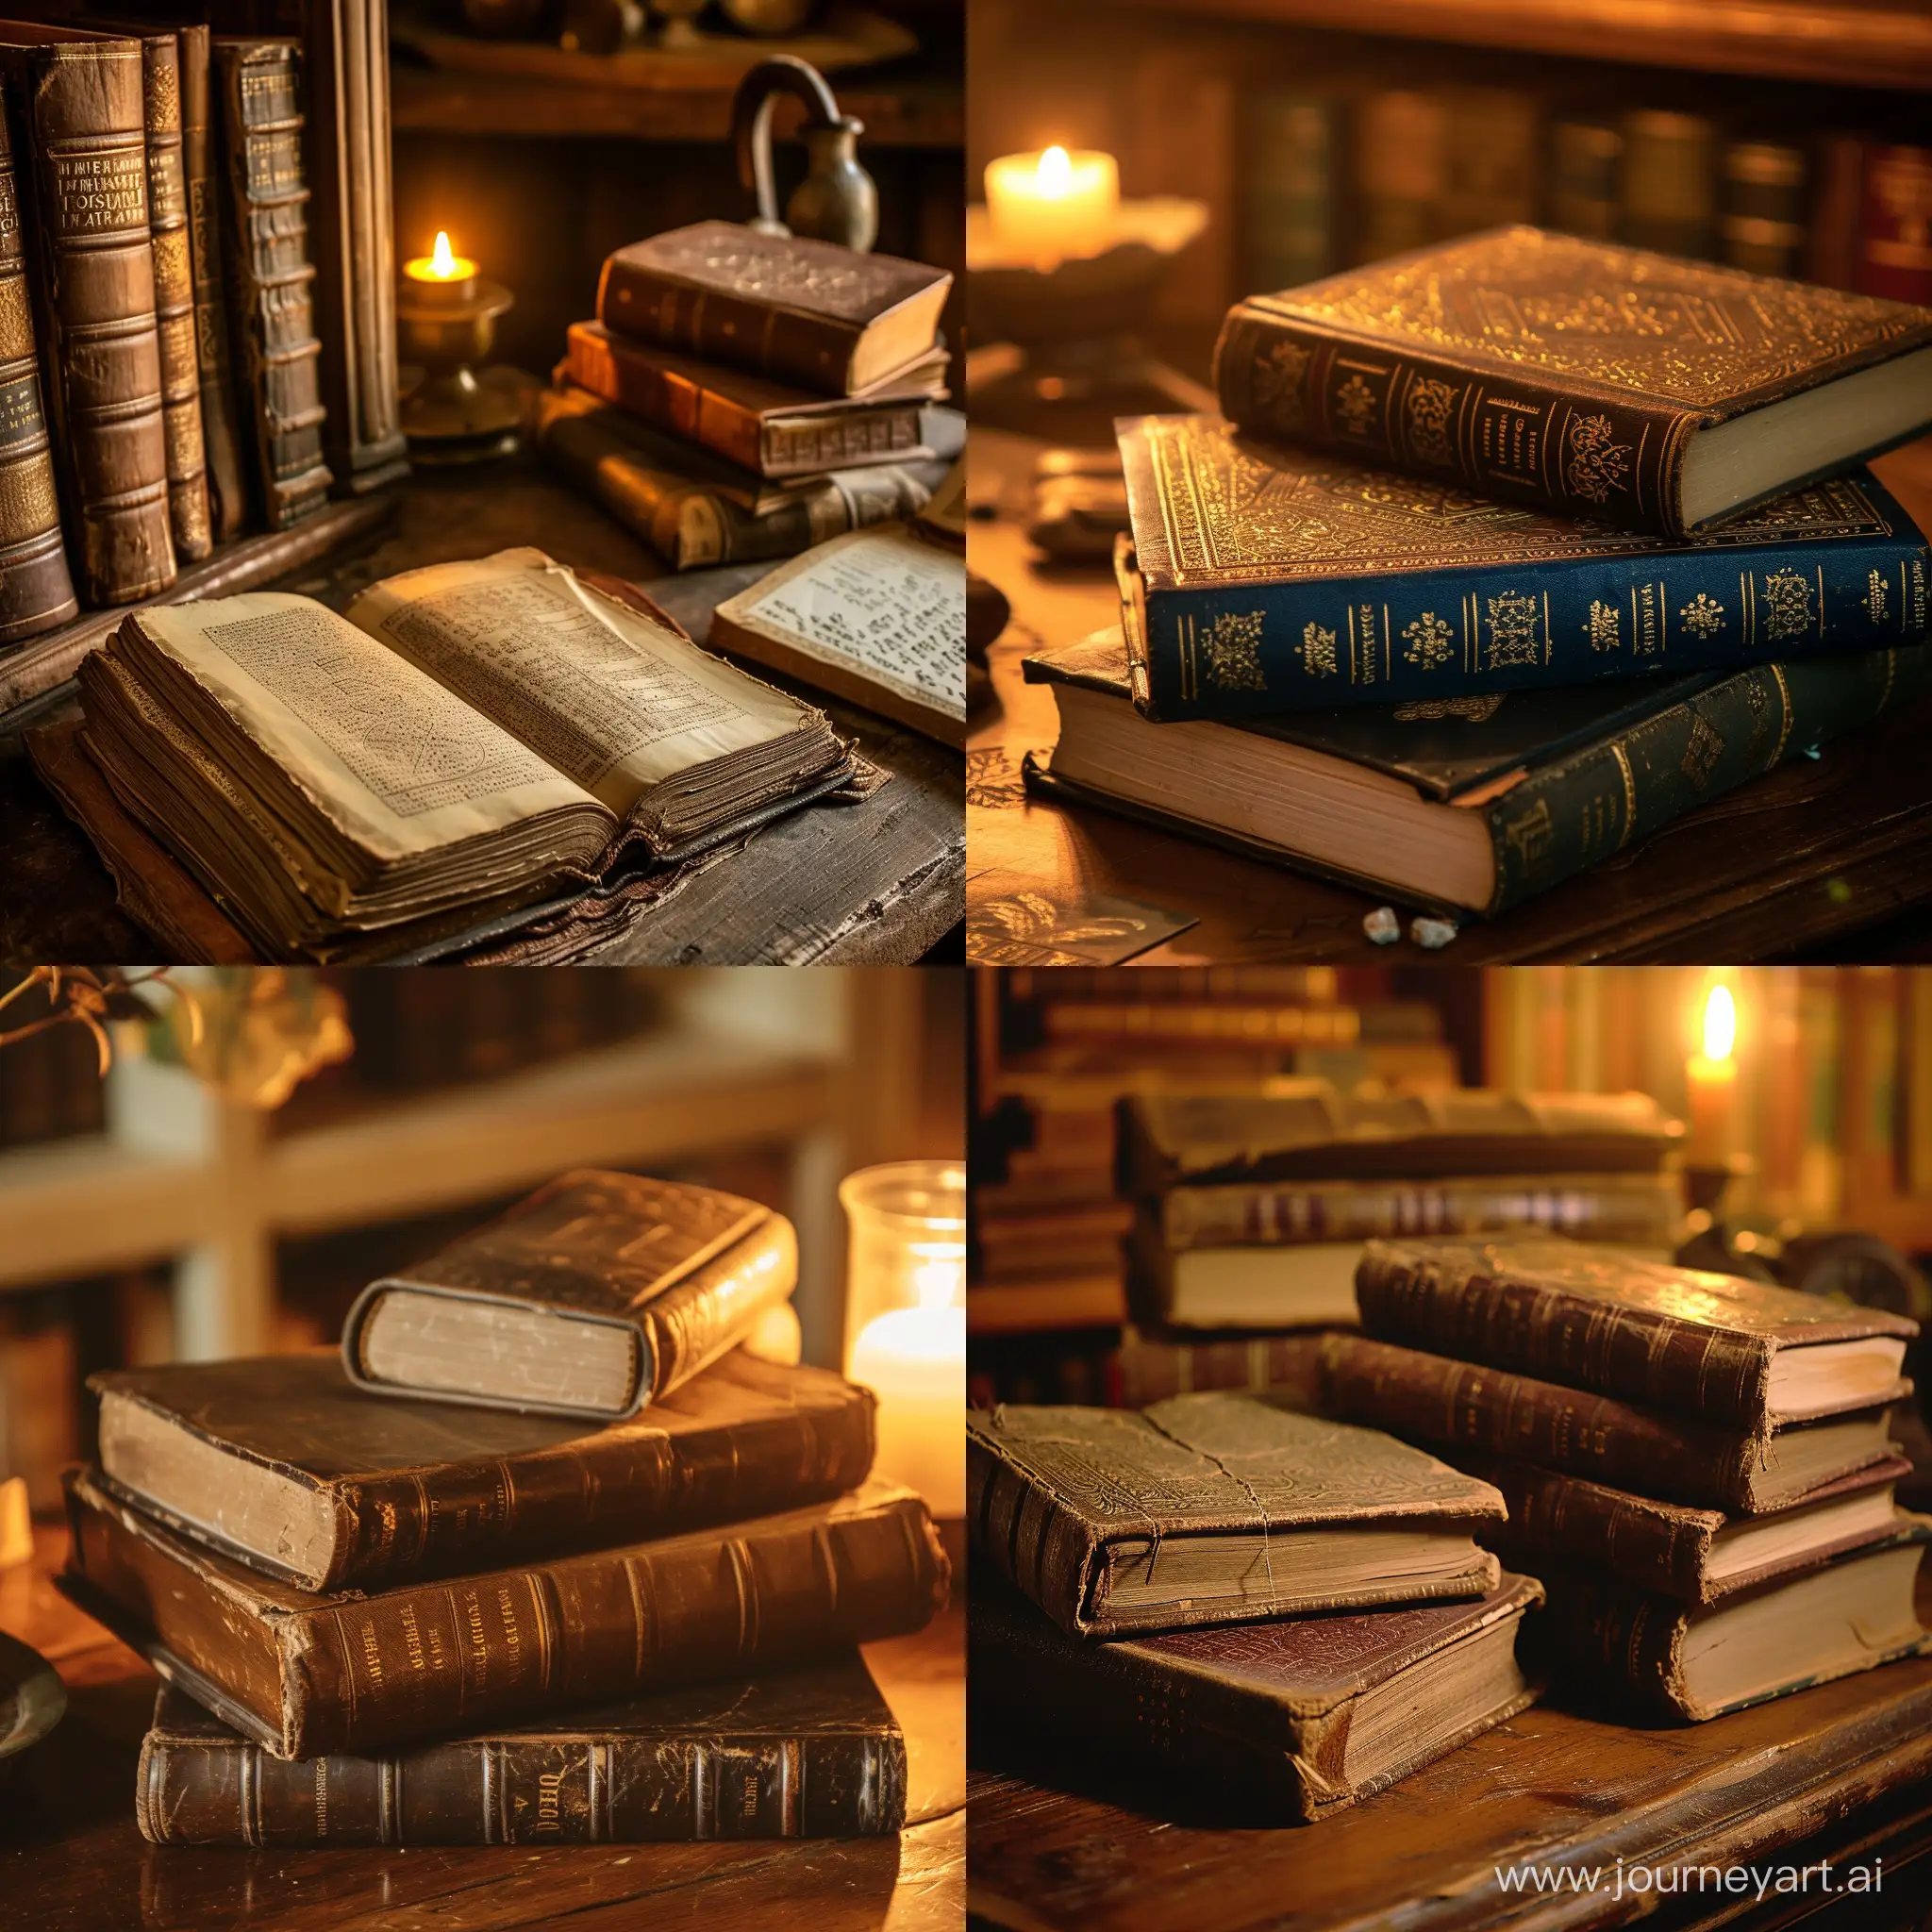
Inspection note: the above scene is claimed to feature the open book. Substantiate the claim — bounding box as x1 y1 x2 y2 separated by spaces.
73 549 850 961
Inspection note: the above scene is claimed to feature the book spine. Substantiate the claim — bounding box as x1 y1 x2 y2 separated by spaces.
1441 87 1539 239
178 26 247 541
138 1721 907 1844
564 325 764 471
1548 122 1622 241
637 1214 800 1405
0 109 78 645
1721 142 1808 280
1213 300 1707 538
1351 90 1446 265
1130 510 1927 721
759 408 927 478
217 42 331 530
1243 92 1339 295
1319 1334 1758 1510
596 259 861 394
1116 1329 1327 1409
1476 641 1932 915
141 35 212 563
1620 110 1718 262
1526 1570 1692 1721
1473 1457 1712 1600
967 1436 1102 1635
1859 146 1932 305
1808 135 1867 291
17 39 176 604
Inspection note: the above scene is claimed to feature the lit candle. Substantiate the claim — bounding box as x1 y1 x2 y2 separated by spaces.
402 230 479 307
983 145 1120 269
850 1298 965 1519
1687 982 1739 1166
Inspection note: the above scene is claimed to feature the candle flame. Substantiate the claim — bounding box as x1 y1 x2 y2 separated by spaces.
1702 984 1736 1063
431 231 456 277
1037 145 1073 197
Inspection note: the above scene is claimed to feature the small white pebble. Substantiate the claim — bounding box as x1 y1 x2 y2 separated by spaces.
1363 906 1401 945
1411 915 1459 950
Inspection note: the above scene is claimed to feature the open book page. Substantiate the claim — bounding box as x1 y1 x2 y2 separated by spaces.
723 526 967 724
345 549 815 817
130 597 601 861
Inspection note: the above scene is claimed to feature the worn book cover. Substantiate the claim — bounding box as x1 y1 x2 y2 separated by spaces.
137 1658 906 1843
1214 225 1932 535
972 1574 1541 1822
92 1347 872 1592
1115 415 1929 721
968 1394 1503 1638
62 1467 948 1759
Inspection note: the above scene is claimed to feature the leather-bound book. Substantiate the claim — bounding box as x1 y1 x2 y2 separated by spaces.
1113 415 1929 723
1528 1527 1929 1722
341 1171 798 1419
0 23 175 605
91 1348 871 1592
137 1658 906 1844
214 38 331 528
1123 1208 1362 1332
0 105 76 645
968 1394 1504 1638
1354 1236 1916 1427
597 221 952 397
177 25 246 541
62 1467 948 1759
1320 1333 1904 1513
1214 225 1932 537
972 1575 1541 1823
1470 1451 1912 1606
1115 1326 1330 1410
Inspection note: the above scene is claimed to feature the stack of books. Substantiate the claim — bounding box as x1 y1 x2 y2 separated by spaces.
1323 1237 1931 1721
535 220 964 574
968 1391 1543 1820
59 1172 950 1845
1024 227 1932 923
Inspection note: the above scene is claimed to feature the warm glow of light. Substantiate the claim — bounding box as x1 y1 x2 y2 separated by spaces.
1703 984 1737 1063
431 232 456 276
1037 145 1073 196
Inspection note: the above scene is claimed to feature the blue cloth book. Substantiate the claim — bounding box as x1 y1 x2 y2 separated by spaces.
1116 415 1930 721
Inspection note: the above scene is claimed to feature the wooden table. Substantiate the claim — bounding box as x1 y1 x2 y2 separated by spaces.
0 460 963 967
966 429 1932 966
0 1525 964 1932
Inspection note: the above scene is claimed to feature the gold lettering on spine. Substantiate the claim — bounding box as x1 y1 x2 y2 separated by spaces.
1768 666 1794 766
1610 742 1638 847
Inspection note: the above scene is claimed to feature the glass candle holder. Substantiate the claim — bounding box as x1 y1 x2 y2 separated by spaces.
840 1160 965 1519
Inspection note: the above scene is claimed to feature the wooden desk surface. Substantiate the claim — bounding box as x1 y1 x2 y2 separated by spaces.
0 1525 964 1932
966 434 1932 967
0 459 963 968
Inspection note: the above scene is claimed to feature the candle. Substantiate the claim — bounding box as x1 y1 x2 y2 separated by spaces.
983 145 1120 268
402 230 479 307
850 1301 965 1517
1687 982 1739 1166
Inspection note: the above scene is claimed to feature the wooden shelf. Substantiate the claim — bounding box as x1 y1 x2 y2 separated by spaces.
1110 0 1932 91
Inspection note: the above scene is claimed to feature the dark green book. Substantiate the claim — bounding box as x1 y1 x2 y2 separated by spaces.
1022 625 1932 917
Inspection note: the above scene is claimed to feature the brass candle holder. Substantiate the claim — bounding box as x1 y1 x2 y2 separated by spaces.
397 235 524 465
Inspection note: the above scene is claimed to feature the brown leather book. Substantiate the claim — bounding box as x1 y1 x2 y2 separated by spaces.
136 1657 905 1843
0 104 76 645
597 221 952 397
1527 1526 1930 1721
561 322 944 479
1320 1333 1904 1513
1354 1235 1917 1428
968 1393 1504 1638
1115 1325 1330 1410
972 1574 1542 1823
1215 225 1932 538
341 1171 798 1419
214 38 331 527
177 24 246 542
92 1347 872 1593
0 22 175 605
62 1466 948 1759
1470 1451 1913 1606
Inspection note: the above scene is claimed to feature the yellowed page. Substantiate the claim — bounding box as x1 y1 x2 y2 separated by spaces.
346 549 812 816
131 597 599 861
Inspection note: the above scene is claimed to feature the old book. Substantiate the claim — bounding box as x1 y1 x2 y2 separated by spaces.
215 38 332 528
341 1171 798 1419
1215 225 1932 536
531 383 954 572
0 23 175 604
597 221 952 396
1023 626 1932 918
1114 416 1929 721
0 103 76 644
1470 1452 1912 1606
1244 90 1341 295
69 547 850 962
1548 121 1621 241
1353 90 1445 265
967 1394 1504 1638
1319 1333 1904 1513
1354 1235 1916 1427
1620 110 1717 260
92 1346 865 1591
136 1658 905 1843
62 1466 947 1760
1530 1528 1929 1722
1862 146 1932 306
1441 88 1539 239
561 322 946 478
972 1574 1541 1823
177 25 247 542
1125 1215 1362 1331
709 525 968 748
1115 1325 1331 1409
1723 141 1808 281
